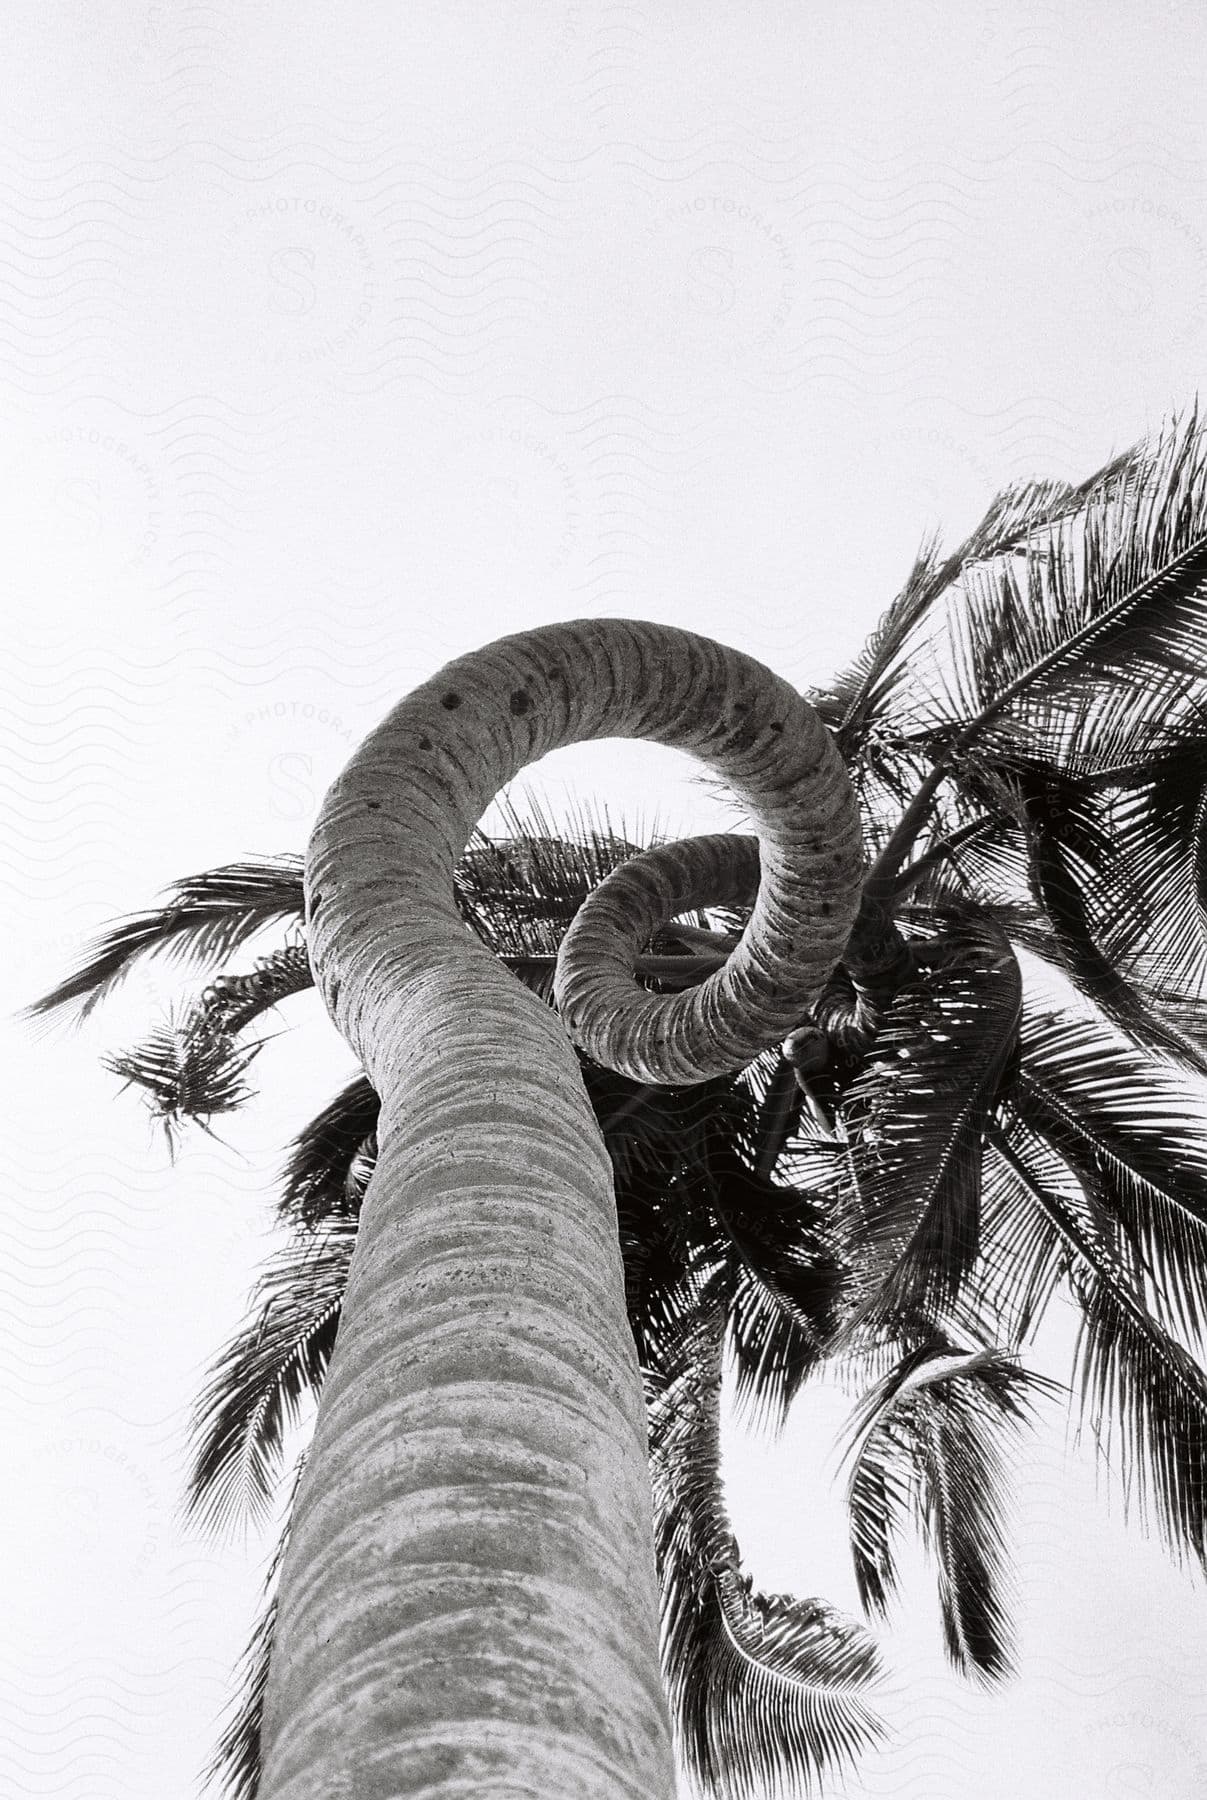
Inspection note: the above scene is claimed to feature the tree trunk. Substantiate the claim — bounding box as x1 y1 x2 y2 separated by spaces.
258 621 863 1800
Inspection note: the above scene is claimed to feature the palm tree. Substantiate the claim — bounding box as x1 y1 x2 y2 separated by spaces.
29 413 1207 1799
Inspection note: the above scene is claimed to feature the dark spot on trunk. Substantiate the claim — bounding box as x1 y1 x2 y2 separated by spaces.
441 692 461 710
365 800 381 812
327 977 341 1010
418 735 432 750
310 891 323 914
509 688 532 716
769 720 784 733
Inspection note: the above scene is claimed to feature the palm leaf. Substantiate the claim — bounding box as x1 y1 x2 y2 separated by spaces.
838 916 1022 1322
455 793 656 958
105 1020 264 1152
187 1218 356 1534
726 1263 835 1432
24 857 306 1022
945 758 1207 1078
1087 737 1207 993
967 1133 1072 1346
941 414 1207 754
1019 774 1207 1075
104 946 314 1141
210 1581 275 1800
842 1344 1057 1681
824 447 1138 759
991 1123 1207 1568
1006 1009 1207 1342
651 1276 882 1798
278 1077 379 1228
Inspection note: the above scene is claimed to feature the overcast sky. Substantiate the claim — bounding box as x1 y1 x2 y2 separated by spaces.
5 4 1207 1796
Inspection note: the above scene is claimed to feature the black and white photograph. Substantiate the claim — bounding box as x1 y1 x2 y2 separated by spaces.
6 5 1207 1797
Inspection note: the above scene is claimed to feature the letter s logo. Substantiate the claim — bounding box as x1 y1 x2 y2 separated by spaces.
1105 245 1154 318
687 245 737 315
268 751 315 821
268 246 318 317
56 477 104 542
1105 1763 1155 1798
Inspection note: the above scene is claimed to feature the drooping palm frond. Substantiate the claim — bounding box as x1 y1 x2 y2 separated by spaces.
990 1122 1207 1570
922 415 1207 764
577 1058 820 1385
209 1577 276 1800
904 745 1207 1081
455 793 656 958
24 857 306 1022
837 916 1022 1326
187 1218 356 1535
106 1020 264 1153
961 1131 1071 1349
1018 773 1207 1076
650 1275 882 1798
1076 736 1207 1000
105 946 314 1144
277 1076 379 1228
841 1344 1058 1681
1005 1009 1207 1344
821 446 1140 761
711 1150 850 1429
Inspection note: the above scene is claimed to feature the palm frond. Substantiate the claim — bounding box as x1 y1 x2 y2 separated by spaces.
103 946 314 1144
966 1134 1072 1346
838 916 1022 1323
1085 738 1207 995
943 413 1207 754
105 1020 264 1152
726 1259 838 1433
209 1582 275 1800
1019 774 1207 1075
187 1219 356 1535
205 1454 310 1800
842 1344 1057 1681
278 1076 379 1228
947 758 1207 1078
651 1279 882 1798
1007 1009 1207 1343
455 793 658 958
24 857 305 1023
825 446 1138 759
992 1123 1207 1569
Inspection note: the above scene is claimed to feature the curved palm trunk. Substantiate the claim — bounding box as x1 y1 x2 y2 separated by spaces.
258 621 863 1800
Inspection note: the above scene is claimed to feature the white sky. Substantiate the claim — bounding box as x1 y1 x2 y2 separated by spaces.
4 3 1207 1795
